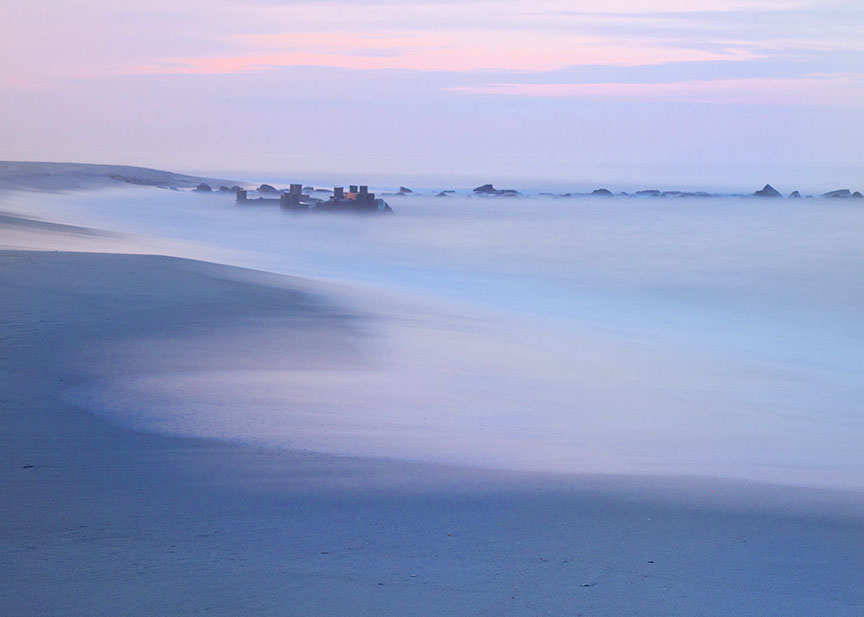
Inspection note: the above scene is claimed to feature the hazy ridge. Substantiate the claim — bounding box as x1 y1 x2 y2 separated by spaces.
0 161 241 193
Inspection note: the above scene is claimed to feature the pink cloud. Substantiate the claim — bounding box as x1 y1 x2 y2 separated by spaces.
126 32 755 75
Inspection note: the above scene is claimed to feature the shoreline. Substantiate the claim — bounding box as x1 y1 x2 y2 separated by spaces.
2 249 864 615
2 160 862 200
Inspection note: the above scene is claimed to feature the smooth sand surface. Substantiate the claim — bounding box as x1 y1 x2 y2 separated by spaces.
2 249 864 616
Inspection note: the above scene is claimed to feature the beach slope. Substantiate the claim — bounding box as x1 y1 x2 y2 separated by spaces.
2 250 864 617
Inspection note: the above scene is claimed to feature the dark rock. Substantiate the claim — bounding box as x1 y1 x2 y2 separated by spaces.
303 186 315 192
258 183 278 194
399 186 413 194
852 191 863 199
473 184 520 196
822 189 851 198
592 188 613 196
754 184 781 197
22 464 34 469
218 185 231 192
788 190 801 199
436 191 450 197
193 183 212 192
636 190 665 197
473 183 498 194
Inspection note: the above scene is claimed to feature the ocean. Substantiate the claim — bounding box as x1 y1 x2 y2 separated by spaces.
15 185 864 489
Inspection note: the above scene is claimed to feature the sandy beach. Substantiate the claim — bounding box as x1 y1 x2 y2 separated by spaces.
2 239 863 616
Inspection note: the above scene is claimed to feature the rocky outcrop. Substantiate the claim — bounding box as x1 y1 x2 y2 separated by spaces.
194 183 212 192
821 189 863 199
258 183 278 194
754 184 781 197
592 188 613 196
399 186 413 194
788 190 801 199
636 190 664 197
473 184 520 196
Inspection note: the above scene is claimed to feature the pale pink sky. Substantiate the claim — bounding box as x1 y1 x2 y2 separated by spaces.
1 0 862 187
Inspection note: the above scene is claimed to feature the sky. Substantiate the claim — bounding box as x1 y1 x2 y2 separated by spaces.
1 0 862 189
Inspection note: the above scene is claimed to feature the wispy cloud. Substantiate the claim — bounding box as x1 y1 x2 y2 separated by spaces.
3 0 860 89
2 0 862 180
448 73 864 105
128 32 757 75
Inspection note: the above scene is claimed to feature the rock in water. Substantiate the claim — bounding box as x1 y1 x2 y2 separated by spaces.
852 191 863 199
822 189 852 198
473 183 498 194
754 184 781 197
399 186 413 194
258 183 278 194
788 190 801 198
194 183 212 192
592 188 613 196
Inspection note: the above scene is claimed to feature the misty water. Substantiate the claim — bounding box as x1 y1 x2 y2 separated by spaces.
17 187 864 489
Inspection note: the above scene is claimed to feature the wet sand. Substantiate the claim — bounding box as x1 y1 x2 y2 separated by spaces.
1 249 863 616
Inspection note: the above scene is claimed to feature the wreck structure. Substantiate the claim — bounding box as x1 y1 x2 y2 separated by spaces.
236 183 391 213
319 185 389 212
